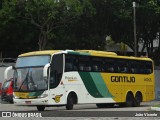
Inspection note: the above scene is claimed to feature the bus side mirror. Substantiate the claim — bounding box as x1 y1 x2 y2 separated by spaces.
4 66 13 80
43 63 50 78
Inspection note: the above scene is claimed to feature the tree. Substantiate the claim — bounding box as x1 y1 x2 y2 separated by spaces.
136 0 160 57
0 0 90 51
0 0 38 57
48 0 96 50
1 0 160 62
22 0 87 50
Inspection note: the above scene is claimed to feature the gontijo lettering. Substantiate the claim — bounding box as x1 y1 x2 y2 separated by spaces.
111 76 135 83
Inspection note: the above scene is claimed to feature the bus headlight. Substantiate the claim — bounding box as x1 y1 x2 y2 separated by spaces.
38 94 48 98
13 95 20 99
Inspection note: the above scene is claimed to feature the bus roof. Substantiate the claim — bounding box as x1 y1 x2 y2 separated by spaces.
76 50 152 61
18 50 152 61
77 50 117 56
19 50 62 57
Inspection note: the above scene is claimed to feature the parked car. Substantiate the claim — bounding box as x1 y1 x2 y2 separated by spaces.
1 78 14 103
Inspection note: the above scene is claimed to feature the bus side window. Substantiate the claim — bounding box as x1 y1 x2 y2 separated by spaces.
91 57 103 72
139 63 144 74
85 66 91 71
145 69 151 74
65 63 73 71
73 66 78 71
79 65 84 71
120 67 128 73
78 56 90 72
93 65 98 71
105 58 115 73
117 60 128 73
108 67 114 72
113 64 119 73
65 55 78 72
131 68 135 73
144 61 152 74
130 61 138 74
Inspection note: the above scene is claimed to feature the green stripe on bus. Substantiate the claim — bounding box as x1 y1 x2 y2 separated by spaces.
79 72 103 98
89 72 113 98
68 51 90 56
29 91 44 97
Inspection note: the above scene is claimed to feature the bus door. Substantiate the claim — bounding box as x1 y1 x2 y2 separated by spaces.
49 54 65 104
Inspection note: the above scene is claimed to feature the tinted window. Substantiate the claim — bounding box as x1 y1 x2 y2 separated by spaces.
65 55 78 72
50 54 63 88
78 56 91 71
129 60 153 74
143 61 153 74
64 54 153 74
105 59 115 73
91 57 104 72
117 60 128 73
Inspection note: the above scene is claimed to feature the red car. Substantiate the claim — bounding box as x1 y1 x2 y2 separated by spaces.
1 78 14 103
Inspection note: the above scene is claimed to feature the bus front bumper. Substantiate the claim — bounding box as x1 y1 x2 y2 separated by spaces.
13 98 49 106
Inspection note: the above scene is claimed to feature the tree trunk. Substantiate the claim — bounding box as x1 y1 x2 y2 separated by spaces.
150 39 153 57
146 40 150 57
140 41 146 54
38 30 47 50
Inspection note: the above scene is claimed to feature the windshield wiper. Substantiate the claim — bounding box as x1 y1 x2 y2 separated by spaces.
19 70 29 91
28 71 37 90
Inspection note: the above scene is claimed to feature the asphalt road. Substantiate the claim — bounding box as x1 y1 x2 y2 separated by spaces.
0 101 160 117
0 100 159 111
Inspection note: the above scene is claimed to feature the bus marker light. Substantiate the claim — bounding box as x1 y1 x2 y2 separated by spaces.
60 81 64 85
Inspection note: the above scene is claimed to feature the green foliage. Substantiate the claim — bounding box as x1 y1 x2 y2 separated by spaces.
0 0 160 65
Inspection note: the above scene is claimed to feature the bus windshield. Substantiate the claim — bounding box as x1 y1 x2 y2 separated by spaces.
14 55 50 92
16 55 50 68
14 67 48 91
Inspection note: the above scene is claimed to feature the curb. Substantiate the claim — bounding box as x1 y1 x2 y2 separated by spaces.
151 106 160 111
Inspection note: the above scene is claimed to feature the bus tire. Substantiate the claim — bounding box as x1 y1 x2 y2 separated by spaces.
134 92 142 107
66 94 74 110
125 92 134 107
37 105 45 111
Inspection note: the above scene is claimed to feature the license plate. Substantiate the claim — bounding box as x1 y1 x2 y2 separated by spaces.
25 101 31 104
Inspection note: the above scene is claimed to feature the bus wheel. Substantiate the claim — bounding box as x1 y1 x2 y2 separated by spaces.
66 94 74 110
125 92 134 107
37 105 45 111
134 92 142 107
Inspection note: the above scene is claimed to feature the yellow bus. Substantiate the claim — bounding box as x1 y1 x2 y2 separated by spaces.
5 50 155 111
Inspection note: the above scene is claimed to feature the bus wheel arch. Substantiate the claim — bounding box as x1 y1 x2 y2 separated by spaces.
134 91 142 107
66 91 78 110
125 91 134 107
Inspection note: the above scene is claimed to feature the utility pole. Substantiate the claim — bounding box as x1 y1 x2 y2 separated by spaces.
133 1 137 56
